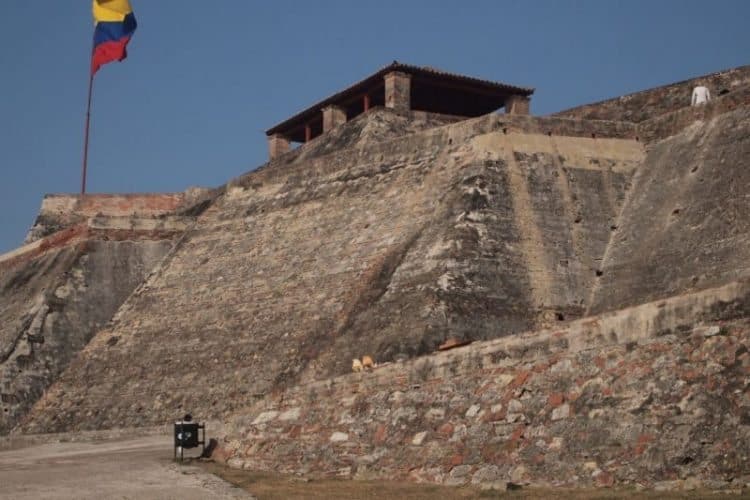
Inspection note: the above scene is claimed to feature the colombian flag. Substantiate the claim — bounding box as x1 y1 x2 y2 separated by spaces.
91 0 137 75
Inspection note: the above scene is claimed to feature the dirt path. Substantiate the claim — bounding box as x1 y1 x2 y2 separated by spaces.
0 435 252 499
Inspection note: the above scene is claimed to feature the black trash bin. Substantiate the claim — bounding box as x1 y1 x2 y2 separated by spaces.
173 415 205 461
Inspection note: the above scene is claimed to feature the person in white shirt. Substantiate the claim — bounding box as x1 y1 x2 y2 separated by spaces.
692 85 711 106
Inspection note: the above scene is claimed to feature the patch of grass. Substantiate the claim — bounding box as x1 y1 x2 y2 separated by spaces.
200 463 748 500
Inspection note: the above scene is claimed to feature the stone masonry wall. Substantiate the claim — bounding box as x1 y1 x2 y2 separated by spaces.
0 237 176 434
590 106 750 315
1 217 189 272
24 191 211 244
636 83 750 143
265 108 637 171
0 200 193 433
19 110 642 434
217 279 750 490
554 65 750 123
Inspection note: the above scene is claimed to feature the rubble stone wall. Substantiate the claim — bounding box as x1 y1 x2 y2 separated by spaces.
217 279 750 490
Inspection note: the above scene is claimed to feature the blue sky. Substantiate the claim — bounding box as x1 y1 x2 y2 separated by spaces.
1 0 748 253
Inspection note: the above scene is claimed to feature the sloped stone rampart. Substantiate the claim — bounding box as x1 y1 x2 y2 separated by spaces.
0 238 175 434
217 280 750 489
590 106 750 314
18 111 642 433
1 199 194 433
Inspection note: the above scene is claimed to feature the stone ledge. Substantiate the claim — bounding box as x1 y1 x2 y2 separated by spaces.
0 217 189 271
231 278 750 399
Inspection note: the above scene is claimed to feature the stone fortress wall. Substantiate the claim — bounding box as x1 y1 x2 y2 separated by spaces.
23 190 212 244
3 65 750 491
218 279 750 489
0 189 215 433
590 106 750 314
554 65 750 123
19 109 644 434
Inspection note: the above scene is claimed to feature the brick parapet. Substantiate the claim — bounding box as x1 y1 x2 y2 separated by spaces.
51 193 185 217
24 191 210 244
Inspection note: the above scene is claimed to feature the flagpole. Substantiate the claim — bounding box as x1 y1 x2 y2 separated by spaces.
81 68 94 196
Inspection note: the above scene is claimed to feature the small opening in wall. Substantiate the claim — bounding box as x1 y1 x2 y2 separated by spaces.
555 312 565 321
672 208 681 215
635 136 640 142
596 270 603 277
503 127 508 135
591 133 596 139
448 138 453 145
547 131 552 137
574 216 582 224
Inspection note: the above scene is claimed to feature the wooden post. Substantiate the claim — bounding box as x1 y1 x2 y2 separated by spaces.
304 124 312 142
363 94 371 112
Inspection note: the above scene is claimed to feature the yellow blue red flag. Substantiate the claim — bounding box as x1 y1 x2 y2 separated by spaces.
91 0 137 74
